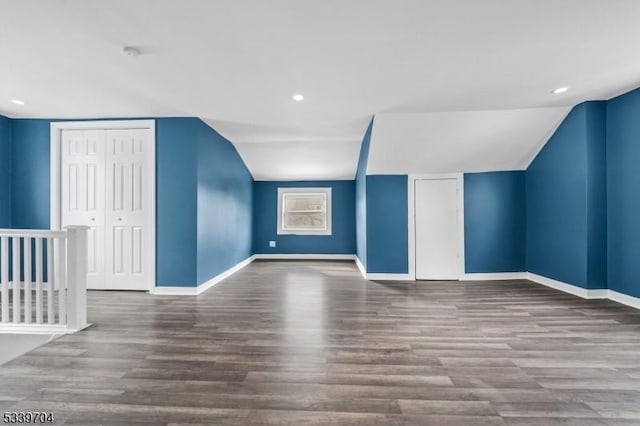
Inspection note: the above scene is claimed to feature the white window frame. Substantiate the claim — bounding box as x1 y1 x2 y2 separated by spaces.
277 187 332 235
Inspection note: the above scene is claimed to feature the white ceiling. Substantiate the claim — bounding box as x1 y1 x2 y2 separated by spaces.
2 0 640 179
369 108 571 175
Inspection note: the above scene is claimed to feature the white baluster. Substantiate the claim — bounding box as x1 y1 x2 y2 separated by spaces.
24 237 32 324
47 238 54 324
1 237 8 323
12 237 21 323
57 237 66 326
35 237 43 324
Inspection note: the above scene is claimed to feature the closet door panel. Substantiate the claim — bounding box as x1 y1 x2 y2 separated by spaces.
61 129 106 289
105 129 151 290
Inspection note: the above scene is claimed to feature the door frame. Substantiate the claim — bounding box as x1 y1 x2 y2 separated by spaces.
408 173 465 281
50 120 156 291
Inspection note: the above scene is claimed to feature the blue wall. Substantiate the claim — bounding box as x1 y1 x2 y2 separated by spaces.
364 172 527 276
527 105 588 287
585 102 608 290
10 119 51 229
6 117 252 287
197 120 253 284
366 175 408 273
355 120 373 268
6 85 640 301
155 118 198 286
0 116 11 227
526 103 607 289
607 88 640 298
464 171 526 273
253 180 355 255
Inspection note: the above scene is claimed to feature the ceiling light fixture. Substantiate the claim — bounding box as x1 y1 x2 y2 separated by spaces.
122 46 141 57
292 93 304 102
552 87 569 94
11 99 25 105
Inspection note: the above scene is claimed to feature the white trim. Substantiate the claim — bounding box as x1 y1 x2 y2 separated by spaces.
254 254 355 260
196 255 256 293
354 256 411 280
407 175 415 280
463 272 527 281
608 290 640 310
408 173 465 281
277 187 333 235
366 272 412 281
149 286 200 296
355 256 367 279
150 255 640 310
525 273 640 310
0 229 67 238
50 120 156 292
0 323 91 334
151 255 256 296
50 120 156 131
151 254 358 296
526 272 608 299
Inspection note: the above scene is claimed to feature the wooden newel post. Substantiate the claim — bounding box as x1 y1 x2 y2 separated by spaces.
65 225 88 330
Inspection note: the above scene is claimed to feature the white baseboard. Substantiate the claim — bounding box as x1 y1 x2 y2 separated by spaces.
354 257 412 281
606 289 640 310
151 254 356 295
366 273 412 281
253 254 355 260
151 255 256 296
526 272 608 299
463 272 527 281
195 255 256 294
149 256 640 310
150 286 199 296
525 273 640 310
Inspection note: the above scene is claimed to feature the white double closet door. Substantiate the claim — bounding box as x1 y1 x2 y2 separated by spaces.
60 128 153 290
414 178 461 280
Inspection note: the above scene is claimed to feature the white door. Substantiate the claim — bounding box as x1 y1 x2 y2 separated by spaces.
105 129 153 290
60 125 154 291
415 178 460 280
61 129 106 289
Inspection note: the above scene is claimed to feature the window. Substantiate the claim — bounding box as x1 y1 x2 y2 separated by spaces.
277 187 332 235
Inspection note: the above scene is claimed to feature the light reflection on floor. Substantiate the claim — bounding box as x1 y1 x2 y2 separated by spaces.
284 273 326 349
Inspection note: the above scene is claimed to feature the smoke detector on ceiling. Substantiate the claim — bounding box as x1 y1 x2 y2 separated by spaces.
122 46 141 57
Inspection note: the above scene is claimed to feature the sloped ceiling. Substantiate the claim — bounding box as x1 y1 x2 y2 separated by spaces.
2 1 640 179
368 108 571 174
208 119 365 180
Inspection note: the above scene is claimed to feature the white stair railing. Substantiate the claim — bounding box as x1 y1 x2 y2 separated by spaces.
0 226 88 333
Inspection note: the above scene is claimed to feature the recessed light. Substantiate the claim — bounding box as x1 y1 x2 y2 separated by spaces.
11 99 25 105
292 93 304 102
552 87 569 94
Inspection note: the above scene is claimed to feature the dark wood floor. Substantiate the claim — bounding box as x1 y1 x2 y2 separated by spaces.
1 260 640 425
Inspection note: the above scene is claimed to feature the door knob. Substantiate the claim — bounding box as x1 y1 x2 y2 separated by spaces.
117 218 123 221
90 218 96 221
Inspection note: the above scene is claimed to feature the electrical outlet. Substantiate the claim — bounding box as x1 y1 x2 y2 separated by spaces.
269 240 276 248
